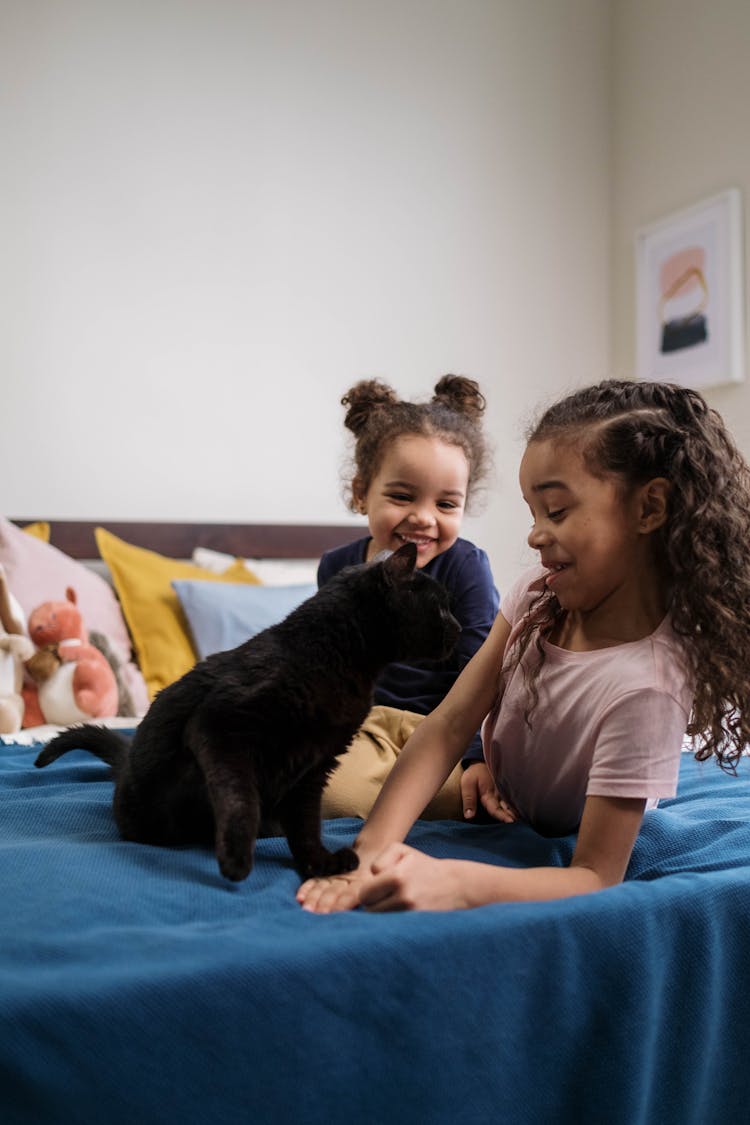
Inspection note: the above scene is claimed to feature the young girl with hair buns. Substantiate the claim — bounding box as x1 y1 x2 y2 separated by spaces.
318 374 499 820
300 378 750 913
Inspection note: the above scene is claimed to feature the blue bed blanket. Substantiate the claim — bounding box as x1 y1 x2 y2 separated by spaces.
1 742 749 1125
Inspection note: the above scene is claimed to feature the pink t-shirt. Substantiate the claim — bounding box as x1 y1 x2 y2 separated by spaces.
482 566 694 836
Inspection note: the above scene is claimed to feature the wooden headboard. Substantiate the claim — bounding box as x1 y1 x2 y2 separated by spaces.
10 520 366 561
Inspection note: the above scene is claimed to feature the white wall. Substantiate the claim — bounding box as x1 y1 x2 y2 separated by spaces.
1 0 611 593
611 0 750 446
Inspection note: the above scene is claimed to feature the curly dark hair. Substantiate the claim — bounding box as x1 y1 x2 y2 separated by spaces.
340 375 491 515
509 378 750 772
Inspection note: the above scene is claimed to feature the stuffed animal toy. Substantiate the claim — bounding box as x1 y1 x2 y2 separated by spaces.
0 563 35 734
23 587 119 727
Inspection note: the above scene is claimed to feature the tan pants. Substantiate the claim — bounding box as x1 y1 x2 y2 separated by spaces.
321 704 464 821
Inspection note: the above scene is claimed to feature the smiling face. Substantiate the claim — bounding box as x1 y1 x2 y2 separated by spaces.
519 438 669 631
356 434 469 567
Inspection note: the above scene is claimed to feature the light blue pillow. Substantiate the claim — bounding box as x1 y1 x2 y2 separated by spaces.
171 580 317 659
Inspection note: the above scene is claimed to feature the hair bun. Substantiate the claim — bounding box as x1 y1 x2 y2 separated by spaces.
432 375 486 420
341 379 399 436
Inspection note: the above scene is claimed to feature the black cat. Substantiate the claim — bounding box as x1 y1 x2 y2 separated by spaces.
35 543 460 882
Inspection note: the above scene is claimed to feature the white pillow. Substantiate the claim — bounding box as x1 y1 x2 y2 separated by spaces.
191 547 319 587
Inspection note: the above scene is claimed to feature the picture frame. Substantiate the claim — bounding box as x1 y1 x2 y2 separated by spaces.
636 188 745 389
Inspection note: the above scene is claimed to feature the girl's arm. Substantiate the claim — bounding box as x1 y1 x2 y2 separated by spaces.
356 794 646 911
297 609 512 912
303 793 645 913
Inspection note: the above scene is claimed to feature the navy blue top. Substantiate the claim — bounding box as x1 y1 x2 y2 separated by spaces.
317 536 500 762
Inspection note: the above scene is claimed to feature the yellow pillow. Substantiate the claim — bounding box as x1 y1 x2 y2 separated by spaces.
23 521 50 541
95 527 260 699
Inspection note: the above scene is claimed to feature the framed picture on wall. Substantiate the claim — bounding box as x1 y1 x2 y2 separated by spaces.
635 188 745 389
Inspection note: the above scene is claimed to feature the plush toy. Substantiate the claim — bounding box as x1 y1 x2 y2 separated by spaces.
23 587 119 727
0 563 35 734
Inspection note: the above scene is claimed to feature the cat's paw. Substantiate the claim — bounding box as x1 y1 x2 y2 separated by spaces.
216 821 255 882
301 846 359 878
218 852 254 882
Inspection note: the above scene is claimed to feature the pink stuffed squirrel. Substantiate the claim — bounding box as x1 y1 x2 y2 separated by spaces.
0 562 35 734
22 587 119 727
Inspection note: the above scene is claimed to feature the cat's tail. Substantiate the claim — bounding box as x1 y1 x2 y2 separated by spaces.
35 723 128 773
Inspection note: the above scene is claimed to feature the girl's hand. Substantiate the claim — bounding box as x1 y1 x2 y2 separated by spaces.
359 844 469 912
297 845 468 913
297 865 372 914
460 762 517 822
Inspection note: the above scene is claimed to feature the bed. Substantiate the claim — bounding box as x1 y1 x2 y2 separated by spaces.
1 519 749 1125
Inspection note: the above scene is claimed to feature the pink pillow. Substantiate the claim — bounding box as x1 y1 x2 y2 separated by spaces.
0 516 149 716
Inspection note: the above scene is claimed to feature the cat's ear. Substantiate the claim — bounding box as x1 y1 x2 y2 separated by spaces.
382 541 417 582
